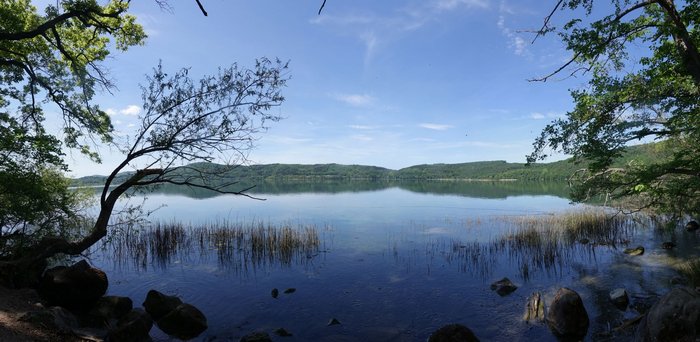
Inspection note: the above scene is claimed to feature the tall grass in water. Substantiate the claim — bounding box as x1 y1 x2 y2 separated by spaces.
105 220 320 273
677 258 700 287
494 209 638 279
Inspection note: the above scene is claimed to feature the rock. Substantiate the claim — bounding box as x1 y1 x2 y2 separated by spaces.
634 287 700 342
623 246 645 256
685 220 699 232
271 288 279 299
546 287 589 339
428 324 480 342
156 303 208 340
328 318 341 326
142 289 182 320
523 292 545 323
38 260 108 311
610 288 629 309
89 295 133 321
661 241 676 249
240 331 272 342
274 328 293 337
579 238 590 244
490 277 517 296
19 306 80 334
283 288 296 294
108 308 153 342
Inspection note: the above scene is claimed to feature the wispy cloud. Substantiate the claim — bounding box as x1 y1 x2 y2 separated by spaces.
420 123 453 131
106 104 141 116
349 124 380 130
351 134 374 142
530 111 563 120
310 1 489 66
497 15 528 56
332 93 376 107
435 0 490 11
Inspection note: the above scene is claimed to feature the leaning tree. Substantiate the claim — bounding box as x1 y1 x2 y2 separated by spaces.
0 0 292 287
527 0 700 217
1 58 288 286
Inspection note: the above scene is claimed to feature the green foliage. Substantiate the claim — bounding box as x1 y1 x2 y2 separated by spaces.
529 1 700 216
0 1 143 268
0 168 89 260
0 0 145 163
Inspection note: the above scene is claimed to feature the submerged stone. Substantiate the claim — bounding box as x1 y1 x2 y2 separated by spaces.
271 288 279 299
685 220 699 231
428 324 480 342
274 328 293 337
142 290 182 320
609 288 629 309
490 277 518 296
623 246 645 256
240 331 272 342
156 303 208 340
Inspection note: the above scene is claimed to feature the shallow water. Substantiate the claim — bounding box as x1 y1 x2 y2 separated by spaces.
87 182 700 341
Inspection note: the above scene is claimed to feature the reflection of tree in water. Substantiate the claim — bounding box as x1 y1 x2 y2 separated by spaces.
100 221 321 274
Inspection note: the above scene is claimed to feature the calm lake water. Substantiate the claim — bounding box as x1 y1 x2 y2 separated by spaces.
87 181 700 341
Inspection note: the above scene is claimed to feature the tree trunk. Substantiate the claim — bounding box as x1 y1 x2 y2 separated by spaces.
0 169 161 288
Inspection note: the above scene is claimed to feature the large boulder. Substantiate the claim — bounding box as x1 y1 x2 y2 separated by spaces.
142 289 182 320
108 308 153 342
38 260 108 311
634 287 700 342
685 220 699 232
428 324 480 342
156 303 208 340
546 287 589 339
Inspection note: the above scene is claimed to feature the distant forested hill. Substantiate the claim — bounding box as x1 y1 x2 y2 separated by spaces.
72 143 663 186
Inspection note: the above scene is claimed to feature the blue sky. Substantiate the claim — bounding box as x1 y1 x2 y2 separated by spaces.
55 0 592 177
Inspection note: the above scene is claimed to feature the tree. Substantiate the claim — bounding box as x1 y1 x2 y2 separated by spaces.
0 0 146 286
527 1 700 216
0 58 289 286
0 1 289 287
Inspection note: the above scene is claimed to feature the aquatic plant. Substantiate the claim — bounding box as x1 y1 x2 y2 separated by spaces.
100 220 321 273
677 258 700 286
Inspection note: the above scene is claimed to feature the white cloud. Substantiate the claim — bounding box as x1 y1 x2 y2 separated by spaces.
497 15 529 56
105 105 141 117
530 111 563 120
332 93 376 107
351 134 373 142
349 125 379 130
420 123 453 131
120 105 141 116
435 0 489 11
310 1 489 66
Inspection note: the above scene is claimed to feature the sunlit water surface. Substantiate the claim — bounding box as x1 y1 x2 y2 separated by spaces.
86 182 700 341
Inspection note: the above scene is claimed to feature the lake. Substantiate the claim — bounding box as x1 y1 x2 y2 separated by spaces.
86 180 700 341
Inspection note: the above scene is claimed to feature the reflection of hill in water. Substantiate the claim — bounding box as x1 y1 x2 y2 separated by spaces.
143 180 572 200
